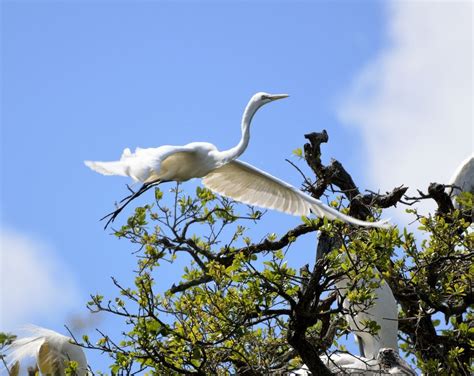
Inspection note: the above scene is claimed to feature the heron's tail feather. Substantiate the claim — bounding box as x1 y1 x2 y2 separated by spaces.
84 160 128 177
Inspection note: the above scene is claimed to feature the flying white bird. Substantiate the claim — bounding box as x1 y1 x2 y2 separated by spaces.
448 153 474 214
85 92 389 229
7 325 88 376
336 276 398 359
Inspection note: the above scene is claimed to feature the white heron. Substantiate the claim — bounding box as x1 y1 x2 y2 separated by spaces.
336 276 398 359
85 92 389 229
7 325 88 376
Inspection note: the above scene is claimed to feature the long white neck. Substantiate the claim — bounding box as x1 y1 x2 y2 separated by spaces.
218 101 259 165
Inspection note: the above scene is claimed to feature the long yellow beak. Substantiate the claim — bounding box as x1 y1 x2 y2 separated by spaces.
269 94 289 101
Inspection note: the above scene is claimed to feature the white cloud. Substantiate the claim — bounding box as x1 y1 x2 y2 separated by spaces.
338 1 473 218
0 228 81 330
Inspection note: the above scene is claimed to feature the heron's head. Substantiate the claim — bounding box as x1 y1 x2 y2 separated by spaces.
377 348 399 367
249 92 289 111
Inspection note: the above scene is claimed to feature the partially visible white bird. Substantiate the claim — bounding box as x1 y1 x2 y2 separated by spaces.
448 153 474 215
85 92 389 229
290 364 310 375
291 348 416 375
320 351 379 374
336 276 398 359
321 348 416 375
7 325 88 376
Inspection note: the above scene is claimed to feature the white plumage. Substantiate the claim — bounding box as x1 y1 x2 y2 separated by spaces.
202 160 389 227
449 153 474 194
291 348 416 375
448 153 474 213
85 92 389 228
320 348 416 375
336 276 398 359
7 325 88 376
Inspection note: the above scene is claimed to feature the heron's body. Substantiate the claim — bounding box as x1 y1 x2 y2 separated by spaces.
8 326 88 376
160 143 219 181
85 92 389 228
336 277 398 359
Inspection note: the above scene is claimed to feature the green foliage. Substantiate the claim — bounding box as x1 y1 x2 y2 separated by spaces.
65 360 80 376
82 185 313 373
395 203 473 374
0 333 16 347
0 332 17 373
292 147 303 159
82 185 472 375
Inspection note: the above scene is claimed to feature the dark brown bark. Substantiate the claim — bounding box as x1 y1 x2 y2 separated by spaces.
124 129 469 375
293 130 410 375
302 131 471 374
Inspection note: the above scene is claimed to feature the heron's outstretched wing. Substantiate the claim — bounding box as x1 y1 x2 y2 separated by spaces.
203 160 314 216
202 160 389 228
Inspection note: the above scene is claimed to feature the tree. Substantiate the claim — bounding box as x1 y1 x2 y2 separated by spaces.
34 131 474 374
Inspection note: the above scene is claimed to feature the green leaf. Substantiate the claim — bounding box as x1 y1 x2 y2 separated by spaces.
155 187 163 200
292 147 303 158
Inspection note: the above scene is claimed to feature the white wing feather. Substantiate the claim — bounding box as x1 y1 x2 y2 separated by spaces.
7 325 88 376
202 160 390 228
84 145 196 182
336 276 398 359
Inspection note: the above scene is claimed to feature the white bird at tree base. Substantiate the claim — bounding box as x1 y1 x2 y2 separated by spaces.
7 325 88 376
85 92 389 229
320 348 416 375
291 348 416 375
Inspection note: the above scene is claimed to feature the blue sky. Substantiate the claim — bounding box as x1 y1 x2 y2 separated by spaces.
1 0 472 373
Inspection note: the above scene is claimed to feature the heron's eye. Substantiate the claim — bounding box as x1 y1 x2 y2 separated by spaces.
261 95 268 100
